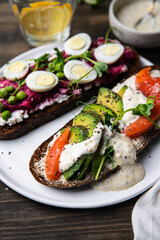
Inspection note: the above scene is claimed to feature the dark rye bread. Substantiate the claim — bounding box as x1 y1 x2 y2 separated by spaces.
0 46 140 140
29 117 160 189
29 65 160 188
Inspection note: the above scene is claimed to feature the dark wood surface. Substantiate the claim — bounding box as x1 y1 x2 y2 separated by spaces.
0 1 160 239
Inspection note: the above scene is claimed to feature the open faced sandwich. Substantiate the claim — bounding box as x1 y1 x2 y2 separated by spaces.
29 66 160 190
0 32 140 139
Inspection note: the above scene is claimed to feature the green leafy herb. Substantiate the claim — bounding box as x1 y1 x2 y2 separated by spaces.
95 144 114 180
104 111 120 132
81 50 92 58
34 53 50 71
112 96 160 129
11 78 26 96
105 26 117 43
65 51 108 79
47 48 65 75
54 47 64 65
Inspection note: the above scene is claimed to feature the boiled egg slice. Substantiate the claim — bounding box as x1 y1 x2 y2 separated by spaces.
94 43 124 64
64 60 97 84
26 71 58 92
3 60 29 81
64 33 91 56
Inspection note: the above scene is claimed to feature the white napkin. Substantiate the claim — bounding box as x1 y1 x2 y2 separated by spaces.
132 179 160 240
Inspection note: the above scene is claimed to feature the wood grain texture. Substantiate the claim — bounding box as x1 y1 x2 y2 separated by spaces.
0 0 160 239
0 181 137 240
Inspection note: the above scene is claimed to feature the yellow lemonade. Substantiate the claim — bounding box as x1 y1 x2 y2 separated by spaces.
19 1 72 39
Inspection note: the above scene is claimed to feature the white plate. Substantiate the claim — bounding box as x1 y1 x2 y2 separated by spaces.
0 43 159 209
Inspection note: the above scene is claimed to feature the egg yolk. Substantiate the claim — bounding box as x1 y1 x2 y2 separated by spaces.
35 73 55 86
68 36 86 50
103 44 121 56
9 61 26 73
71 65 88 79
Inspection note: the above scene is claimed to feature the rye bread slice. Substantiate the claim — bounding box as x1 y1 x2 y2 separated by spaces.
29 119 160 189
0 46 140 140
29 65 160 188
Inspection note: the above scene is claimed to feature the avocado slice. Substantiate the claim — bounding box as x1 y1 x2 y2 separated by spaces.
69 126 88 144
83 103 116 123
63 126 88 180
118 85 128 98
64 111 102 180
97 87 123 116
72 112 100 137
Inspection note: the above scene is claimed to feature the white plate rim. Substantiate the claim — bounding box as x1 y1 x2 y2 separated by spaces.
0 43 159 209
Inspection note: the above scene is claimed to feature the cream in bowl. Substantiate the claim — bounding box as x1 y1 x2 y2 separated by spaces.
116 0 160 32
109 0 160 48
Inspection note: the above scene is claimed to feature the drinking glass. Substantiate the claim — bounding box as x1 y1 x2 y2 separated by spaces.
9 0 77 46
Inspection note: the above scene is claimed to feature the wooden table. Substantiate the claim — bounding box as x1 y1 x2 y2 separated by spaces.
0 1 160 239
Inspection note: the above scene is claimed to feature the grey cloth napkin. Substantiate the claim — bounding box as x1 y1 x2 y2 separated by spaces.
132 179 160 240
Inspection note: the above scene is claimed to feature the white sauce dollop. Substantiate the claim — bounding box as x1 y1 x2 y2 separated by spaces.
109 132 136 166
100 125 113 155
59 122 104 173
93 163 145 191
93 132 145 191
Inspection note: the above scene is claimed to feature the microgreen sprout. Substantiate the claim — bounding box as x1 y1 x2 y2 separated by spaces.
11 78 26 96
65 52 108 80
95 144 114 180
34 53 50 71
105 26 118 43
112 96 160 129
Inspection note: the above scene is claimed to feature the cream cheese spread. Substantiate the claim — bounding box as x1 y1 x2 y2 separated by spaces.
113 75 147 126
113 75 136 92
0 94 69 126
122 87 147 126
59 122 104 173
0 110 29 126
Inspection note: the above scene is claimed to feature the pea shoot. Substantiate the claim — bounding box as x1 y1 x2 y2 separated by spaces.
94 143 114 181
34 53 50 71
11 78 26 97
65 52 108 78
112 96 160 130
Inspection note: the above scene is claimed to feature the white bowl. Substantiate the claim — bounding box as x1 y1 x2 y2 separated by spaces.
109 0 160 48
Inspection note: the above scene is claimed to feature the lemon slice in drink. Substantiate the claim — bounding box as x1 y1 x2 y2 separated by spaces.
20 1 72 38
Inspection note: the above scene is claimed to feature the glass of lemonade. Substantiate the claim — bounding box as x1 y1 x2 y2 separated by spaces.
9 0 76 46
